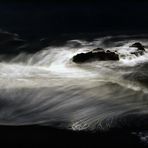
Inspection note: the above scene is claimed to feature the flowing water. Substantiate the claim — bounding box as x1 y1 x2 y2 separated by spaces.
0 33 148 142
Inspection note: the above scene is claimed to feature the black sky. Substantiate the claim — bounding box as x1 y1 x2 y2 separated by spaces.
0 0 148 39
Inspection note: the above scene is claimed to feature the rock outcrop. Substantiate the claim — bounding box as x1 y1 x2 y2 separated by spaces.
72 48 119 63
130 42 145 51
130 42 145 56
72 42 146 64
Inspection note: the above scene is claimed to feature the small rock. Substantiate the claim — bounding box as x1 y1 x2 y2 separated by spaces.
130 42 145 51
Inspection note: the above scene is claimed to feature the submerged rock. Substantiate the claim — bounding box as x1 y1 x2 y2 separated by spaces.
72 48 119 63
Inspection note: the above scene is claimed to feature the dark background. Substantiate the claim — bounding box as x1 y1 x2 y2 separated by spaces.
0 0 148 40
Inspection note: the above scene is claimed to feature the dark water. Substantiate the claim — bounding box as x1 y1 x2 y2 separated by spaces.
0 30 148 146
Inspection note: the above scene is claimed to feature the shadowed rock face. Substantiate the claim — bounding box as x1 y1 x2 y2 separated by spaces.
72 48 119 63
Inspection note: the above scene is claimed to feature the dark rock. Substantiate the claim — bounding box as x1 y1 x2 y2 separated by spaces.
130 42 146 56
72 48 119 63
106 50 111 53
130 42 145 51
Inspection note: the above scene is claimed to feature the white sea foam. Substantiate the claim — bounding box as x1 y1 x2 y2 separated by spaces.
0 36 147 130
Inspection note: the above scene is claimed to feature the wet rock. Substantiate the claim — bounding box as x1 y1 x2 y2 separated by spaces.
72 48 119 63
130 42 146 56
130 42 145 51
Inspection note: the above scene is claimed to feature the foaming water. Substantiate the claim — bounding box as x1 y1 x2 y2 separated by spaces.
0 35 148 134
